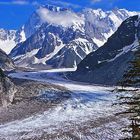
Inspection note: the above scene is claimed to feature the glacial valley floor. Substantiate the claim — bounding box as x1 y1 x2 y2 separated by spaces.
0 69 133 140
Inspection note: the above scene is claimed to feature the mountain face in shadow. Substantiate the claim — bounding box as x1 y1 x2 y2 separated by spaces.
70 15 140 85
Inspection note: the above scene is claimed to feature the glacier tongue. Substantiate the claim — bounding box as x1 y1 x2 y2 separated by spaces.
3 69 130 140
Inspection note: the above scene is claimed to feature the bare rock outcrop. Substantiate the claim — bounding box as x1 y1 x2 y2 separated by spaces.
0 69 17 107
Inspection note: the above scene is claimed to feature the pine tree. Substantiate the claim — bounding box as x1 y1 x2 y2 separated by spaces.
0 68 5 78
118 46 140 139
120 91 140 140
120 48 140 88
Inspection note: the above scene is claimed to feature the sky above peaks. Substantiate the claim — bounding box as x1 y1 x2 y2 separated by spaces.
0 0 140 30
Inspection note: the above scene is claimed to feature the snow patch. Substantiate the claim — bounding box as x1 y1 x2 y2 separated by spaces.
34 38 65 65
13 49 40 66
93 37 106 47
20 26 26 42
0 39 16 54
109 39 139 62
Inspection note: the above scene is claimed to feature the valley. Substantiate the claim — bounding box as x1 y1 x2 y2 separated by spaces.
0 1 139 140
0 68 131 140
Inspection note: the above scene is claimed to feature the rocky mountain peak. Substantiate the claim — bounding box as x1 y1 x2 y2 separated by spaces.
43 4 69 12
0 29 16 41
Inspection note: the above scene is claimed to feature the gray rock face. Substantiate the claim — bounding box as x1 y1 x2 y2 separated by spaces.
0 31 17 106
0 31 15 69
0 48 14 70
0 69 17 107
0 29 15 41
70 15 140 85
9 5 139 68
47 39 96 68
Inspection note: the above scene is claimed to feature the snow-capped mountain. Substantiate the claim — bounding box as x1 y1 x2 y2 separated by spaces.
23 5 72 39
0 27 26 54
10 5 96 68
9 5 139 68
0 29 16 54
70 15 140 85
10 23 97 68
0 29 16 70
83 8 138 46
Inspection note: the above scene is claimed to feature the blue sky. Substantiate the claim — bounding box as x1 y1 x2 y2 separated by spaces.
0 0 140 30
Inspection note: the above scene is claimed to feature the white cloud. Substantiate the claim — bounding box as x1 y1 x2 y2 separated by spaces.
37 7 83 28
91 0 117 5
0 0 39 6
12 0 29 5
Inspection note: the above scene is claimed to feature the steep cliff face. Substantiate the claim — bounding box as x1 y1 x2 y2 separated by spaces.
0 36 16 106
0 48 15 70
70 15 140 85
0 69 17 107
